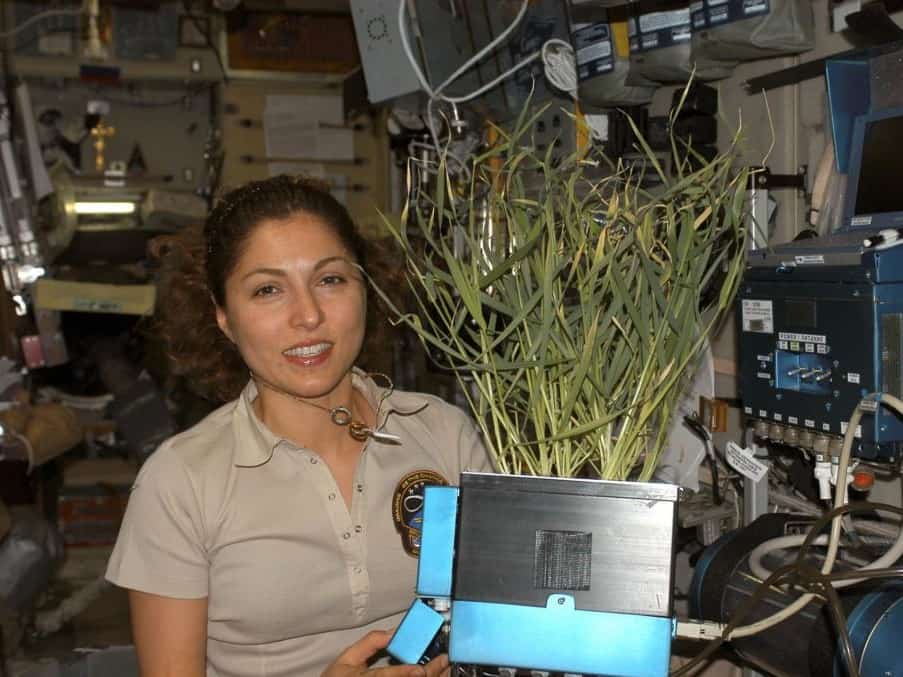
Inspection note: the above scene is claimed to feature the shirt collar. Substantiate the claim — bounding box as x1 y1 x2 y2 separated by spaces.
232 368 426 468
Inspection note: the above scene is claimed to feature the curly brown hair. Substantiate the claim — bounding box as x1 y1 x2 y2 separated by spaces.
151 175 396 404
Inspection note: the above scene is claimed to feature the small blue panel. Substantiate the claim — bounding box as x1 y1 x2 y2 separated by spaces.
387 599 444 665
825 59 870 173
449 596 672 677
416 486 458 597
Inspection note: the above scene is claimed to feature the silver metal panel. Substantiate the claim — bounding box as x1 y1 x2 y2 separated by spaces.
350 0 422 103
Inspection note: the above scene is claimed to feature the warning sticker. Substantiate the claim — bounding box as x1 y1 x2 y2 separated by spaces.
742 299 774 334
726 442 769 482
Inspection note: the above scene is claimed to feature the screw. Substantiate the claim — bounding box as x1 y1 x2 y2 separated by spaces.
557 597 566 605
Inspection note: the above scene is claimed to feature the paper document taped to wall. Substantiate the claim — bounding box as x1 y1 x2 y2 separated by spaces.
263 94 353 162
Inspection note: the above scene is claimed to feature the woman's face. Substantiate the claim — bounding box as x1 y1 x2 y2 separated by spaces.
215 213 366 403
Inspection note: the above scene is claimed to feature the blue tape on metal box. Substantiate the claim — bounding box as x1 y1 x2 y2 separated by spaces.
387 599 444 665
416 486 458 598
449 596 673 677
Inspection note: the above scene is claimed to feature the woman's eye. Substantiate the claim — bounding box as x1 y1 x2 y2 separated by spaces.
320 274 345 286
253 284 280 297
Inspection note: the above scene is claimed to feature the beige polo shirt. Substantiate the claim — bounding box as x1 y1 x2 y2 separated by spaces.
106 371 492 677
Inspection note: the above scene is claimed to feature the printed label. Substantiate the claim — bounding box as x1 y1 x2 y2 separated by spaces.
805 343 815 353
691 0 706 28
779 332 827 344
744 406 753 414
742 299 774 334
704 0 770 27
822 423 831 432
790 341 800 352
794 255 825 265
848 372 861 384
805 419 815 428
773 413 782 421
851 215 873 226
725 442 769 482
817 344 829 354
758 409 767 418
573 22 615 80
788 416 799 424
757 354 773 362
631 8 691 53
778 340 789 350
756 371 771 379
840 422 863 438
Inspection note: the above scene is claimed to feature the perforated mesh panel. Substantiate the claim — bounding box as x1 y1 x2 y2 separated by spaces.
533 530 592 590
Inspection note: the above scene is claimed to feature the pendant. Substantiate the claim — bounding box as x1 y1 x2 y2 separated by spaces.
331 407 401 444
368 429 402 444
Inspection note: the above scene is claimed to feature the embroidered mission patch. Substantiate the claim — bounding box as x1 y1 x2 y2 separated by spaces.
392 469 448 557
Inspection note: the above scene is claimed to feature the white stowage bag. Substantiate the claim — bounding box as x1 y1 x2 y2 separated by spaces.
691 0 815 62
571 10 657 107
628 3 735 84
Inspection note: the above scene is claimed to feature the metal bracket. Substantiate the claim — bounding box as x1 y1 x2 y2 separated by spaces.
750 166 808 193
744 36 903 94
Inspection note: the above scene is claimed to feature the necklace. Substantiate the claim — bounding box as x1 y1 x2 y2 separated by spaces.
252 373 401 444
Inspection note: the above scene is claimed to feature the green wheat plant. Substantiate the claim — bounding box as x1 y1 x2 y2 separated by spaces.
374 102 750 481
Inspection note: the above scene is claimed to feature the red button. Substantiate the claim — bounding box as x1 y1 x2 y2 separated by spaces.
852 470 875 491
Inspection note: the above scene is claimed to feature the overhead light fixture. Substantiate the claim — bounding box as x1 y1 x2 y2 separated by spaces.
73 201 137 215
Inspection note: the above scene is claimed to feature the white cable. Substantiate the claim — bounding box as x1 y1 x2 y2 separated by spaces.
541 38 578 99
432 0 532 97
748 508 903 587
397 0 542 153
397 0 437 99
442 51 541 104
727 393 903 639
0 6 84 40
748 534 829 582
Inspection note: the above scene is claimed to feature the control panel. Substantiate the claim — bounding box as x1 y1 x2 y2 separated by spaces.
739 276 903 460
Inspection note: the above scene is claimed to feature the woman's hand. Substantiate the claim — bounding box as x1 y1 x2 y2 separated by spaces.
322 630 451 677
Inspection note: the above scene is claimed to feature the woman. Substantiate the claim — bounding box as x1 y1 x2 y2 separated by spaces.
106 176 493 677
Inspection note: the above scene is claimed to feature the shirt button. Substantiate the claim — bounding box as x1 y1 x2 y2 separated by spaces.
356 484 363 493
354 567 362 574
342 531 351 540
354 525 363 533
328 493 336 501
310 457 318 464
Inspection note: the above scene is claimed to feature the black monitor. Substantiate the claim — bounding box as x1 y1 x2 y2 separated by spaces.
844 106 903 230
